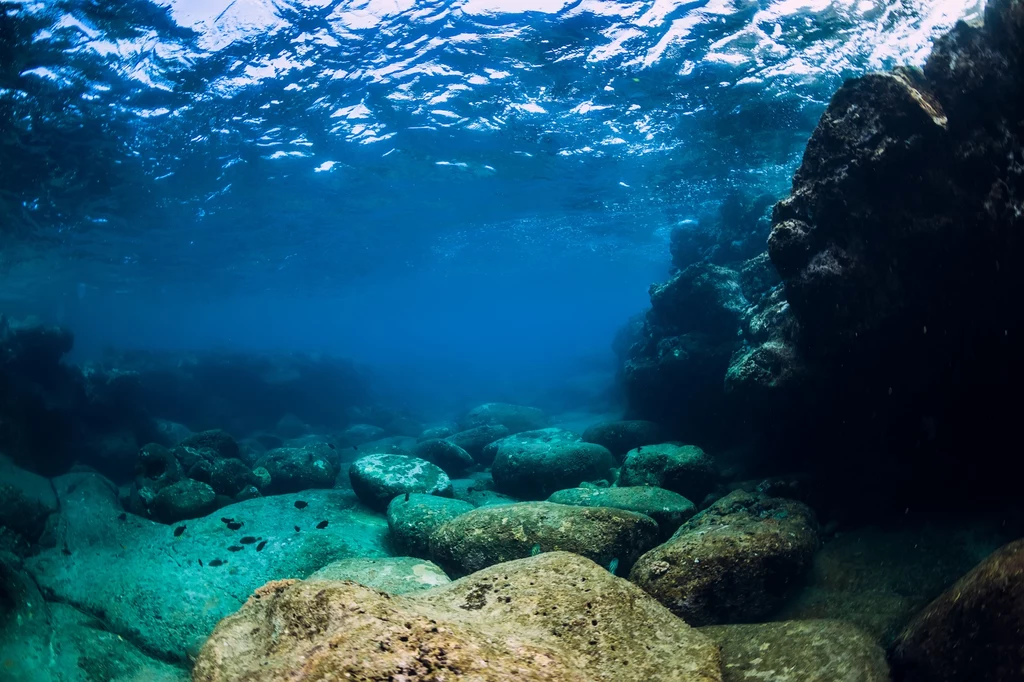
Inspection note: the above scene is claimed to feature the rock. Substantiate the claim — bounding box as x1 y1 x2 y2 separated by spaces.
342 423 386 446
385 415 422 437
387 493 474 558
619 443 718 502
428 501 659 577
136 442 183 491
450 476 518 507
0 456 58 543
310 556 451 593
488 428 616 499
581 420 664 459
418 423 458 441
253 443 335 494
274 413 309 438
155 419 193 446
26 472 390 662
630 491 819 626
547 486 696 539
206 457 259 497
412 438 475 476
701 620 889 682
193 552 723 682
180 430 240 460
737 252 781 302
357 435 418 456
348 454 453 511
890 538 1024 682
446 423 511 464
459 402 549 434
152 479 218 524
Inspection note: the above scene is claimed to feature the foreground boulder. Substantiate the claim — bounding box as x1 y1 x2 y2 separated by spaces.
26 472 390 662
548 486 696 539
630 491 818 625
619 443 718 502
387 493 474 558
193 552 723 682
429 501 659 577
309 556 450 594
349 454 453 511
702 620 889 682
488 428 616 499
890 538 1024 682
582 420 664 459
459 402 549 433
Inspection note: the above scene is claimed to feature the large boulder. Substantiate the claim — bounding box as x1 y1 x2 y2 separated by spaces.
581 420 664 459
152 478 218 524
446 423 511 464
26 472 390 662
488 428 616 499
619 443 718 502
418 423 458 441
387 493 474 558
193 552 723 682
179 430 240 460
890 538 1024 682
341 423 386 446
451 476 519 507
348 454 453 511
548 486 696 539
701 620 889 682
459 402 549 434
309 556 450 594
428 501 660 577
630 491 819 626
253 443 335 494
0 456 57 543
412 438 475 476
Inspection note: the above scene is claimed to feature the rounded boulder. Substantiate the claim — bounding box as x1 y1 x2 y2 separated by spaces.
387 493 475 558
619 443 718 501
349 454 453 512
548 486 696 539
489 428 616 499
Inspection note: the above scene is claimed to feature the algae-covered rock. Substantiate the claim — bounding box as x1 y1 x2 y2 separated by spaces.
0 456 57 543
152 478 218 524
446 424 511 464
619 443 718 502
412 438 475 476
387 493 474 558
180 429 240 460
26 472 390 662
582 420 664 459
630 491 818 625
309 556 450 594
428 501 659 577
459 402 549 434
890 538 1024 682
253 443 335 494
349 454 453 511
193 552 723 682
451 476 518 507
701 620 889 682
488 428 616 499
548 486 696 539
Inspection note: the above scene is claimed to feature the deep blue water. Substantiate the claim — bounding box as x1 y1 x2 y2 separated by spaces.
2 0 981 409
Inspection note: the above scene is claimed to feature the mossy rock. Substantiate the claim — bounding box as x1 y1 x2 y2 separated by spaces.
412 439 475 476
548 486 695 539
254 444 335 494
152 479 218 524
349 454 453 511
180 430 240 460
387 493 474 558
619 443 718 501
488 428 616 499
446 424 511 464
310 556 451 594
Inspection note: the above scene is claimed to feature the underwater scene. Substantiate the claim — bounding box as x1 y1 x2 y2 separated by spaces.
2 0 1024 679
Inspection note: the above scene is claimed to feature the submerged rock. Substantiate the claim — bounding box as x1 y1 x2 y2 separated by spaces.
342 423 386 446
152 478 218 524
253 443 335 494
890 538 1024 682
450 476 519 507
0 456 58 544
180 430 240 460
387 493 474 558
548 486 696 539
309 556 450 594
630 491 819 626
193 552 723 682
459 402 549 434
418 423 458 441
428 501 659 577
488 428 616 499
619 443 718 502
348 454 453 511
701 620 889 682
446 423 511 464
412 438 475 476
581 420 664 459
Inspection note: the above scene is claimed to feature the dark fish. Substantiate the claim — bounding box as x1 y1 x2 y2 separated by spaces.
174 525 186 537
198 559 203 567
62 548 71 556
209 559 224 567
316 520 328 529
118 512 127 521
328 443 335 450
353 445 358 450
239 536 257 544
221 517 233 524
227 545 243 552
226 521 243 531
404 492 410 502
256 540 267 551
294 525 301 532
294 500 308 509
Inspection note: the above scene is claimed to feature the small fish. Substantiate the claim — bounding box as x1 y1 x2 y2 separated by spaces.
404 491 410 502
328 443 336 450
174 525 186 537
227 545 243 552
198 559 204 567
209 559 224 567
226 521 243 531
316 520 328 529
294 500 308 509
239 536 257 544
294 525 301 532
353 445 359 450
61 548 71 556
256 540 267 551
118 512 127 521
220 517 234 524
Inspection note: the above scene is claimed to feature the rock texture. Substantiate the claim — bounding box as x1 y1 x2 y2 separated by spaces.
459 402 549 434
387 493 475 558
547 486 696 539
193 552 723 682
348 454 453 511
488 428 616 499
309 556 451 594
581 420 663 459
619 443 718 502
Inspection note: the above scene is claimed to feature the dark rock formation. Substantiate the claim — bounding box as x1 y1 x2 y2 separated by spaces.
488 428 616 499
446 424 511 464
619 443 718 502
412 438 475 476
581 420 663 459
253 443 336 494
